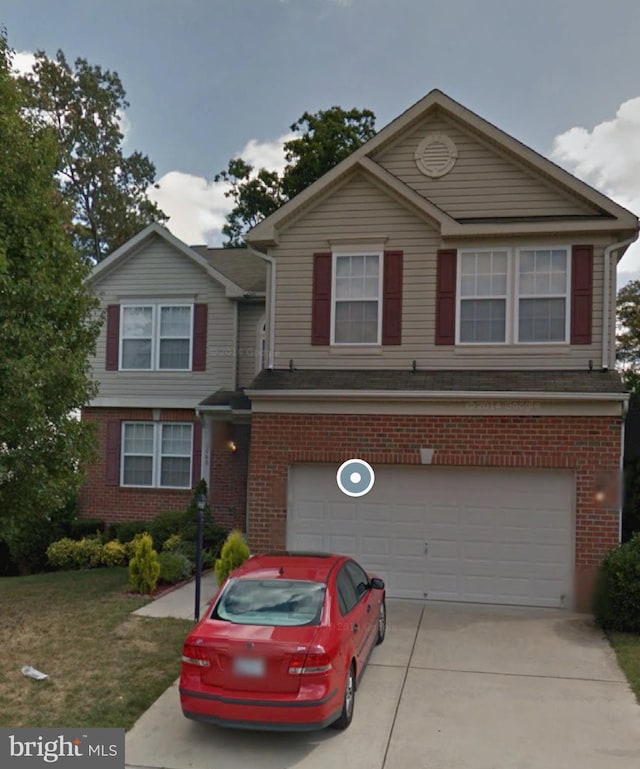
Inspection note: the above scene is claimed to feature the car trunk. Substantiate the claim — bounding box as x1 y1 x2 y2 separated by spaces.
198 621 321 693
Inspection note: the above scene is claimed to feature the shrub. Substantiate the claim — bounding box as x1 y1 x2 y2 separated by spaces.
69 518 105 540
214 529 250 585
47 538 78 570
157 551 193 584
162 533 183 553
108 521 149 543
593 533 640 631
73 537 103 568
2 495 79 575
149 509 185 551
124 532 151 560
128 533 161 594
101 539 127 567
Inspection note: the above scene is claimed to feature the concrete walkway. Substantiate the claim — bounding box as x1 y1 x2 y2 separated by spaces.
126 597 640 769
133 571 218 620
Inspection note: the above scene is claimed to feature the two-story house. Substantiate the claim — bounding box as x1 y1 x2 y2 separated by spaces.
243 90 638 611
82 89 637 612
81 224 265 532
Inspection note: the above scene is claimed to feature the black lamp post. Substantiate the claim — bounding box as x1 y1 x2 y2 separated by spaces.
194 491 206 622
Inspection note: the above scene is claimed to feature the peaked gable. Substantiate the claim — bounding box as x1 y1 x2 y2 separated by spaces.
247 90 638 247
90 223 246 297
371 108 601 220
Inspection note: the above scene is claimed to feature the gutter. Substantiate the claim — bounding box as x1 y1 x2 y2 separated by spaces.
602 235 638 370
619 397 630 542
246 388 630 405
247 246 275 370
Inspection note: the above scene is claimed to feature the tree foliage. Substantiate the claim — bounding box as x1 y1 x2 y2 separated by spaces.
617 279 640 392
0 32 101 570
18 49 165 264
216 106 376 246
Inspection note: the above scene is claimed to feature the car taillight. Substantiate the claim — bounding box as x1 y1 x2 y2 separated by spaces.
182 643 210 667
288 651 332 675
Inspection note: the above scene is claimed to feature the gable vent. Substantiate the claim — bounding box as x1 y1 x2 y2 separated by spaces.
415 132 458 178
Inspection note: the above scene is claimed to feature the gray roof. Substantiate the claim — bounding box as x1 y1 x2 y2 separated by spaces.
199 389 252 411
191 246 266 294
250 369 626 394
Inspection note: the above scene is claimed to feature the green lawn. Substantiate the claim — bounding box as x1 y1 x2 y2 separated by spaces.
609 631 640 703
0 568 193 728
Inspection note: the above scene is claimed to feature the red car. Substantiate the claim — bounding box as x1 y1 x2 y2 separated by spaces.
179 552 386 731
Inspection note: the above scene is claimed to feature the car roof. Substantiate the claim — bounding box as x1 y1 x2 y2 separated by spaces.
232 552 347 583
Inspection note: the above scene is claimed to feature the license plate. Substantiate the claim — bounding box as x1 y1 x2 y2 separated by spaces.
233 656 265 677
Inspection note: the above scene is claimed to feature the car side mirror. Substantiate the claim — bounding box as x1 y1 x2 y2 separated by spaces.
370 577 385 590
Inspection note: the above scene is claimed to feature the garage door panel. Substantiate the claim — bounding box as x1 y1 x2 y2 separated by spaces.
361 503 391 523
288 465 574 607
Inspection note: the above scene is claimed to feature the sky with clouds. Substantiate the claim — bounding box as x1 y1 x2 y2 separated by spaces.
4 0 640 283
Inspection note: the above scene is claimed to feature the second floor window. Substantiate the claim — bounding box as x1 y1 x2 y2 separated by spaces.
457 247 570 345
120 304 193 370
332 253 382 344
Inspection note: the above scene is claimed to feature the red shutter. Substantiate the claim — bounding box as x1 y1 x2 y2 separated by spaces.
435 249 457 345
192 304 208 371
105 305 120 370
382 250 403 345
105 421 121 486
311 253 332 345
571 245 593 345
191 420 203 487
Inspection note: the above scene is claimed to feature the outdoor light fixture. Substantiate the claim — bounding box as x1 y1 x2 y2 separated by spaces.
228 440 237 453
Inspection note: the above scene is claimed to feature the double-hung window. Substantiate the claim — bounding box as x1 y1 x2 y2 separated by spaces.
333 253 382 344
517 249 569 343
457 247 570 344
120 303 193 370
122 422 193 488
459 250 508 343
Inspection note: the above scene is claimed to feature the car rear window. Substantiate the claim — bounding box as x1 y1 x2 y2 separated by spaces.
211 579 326 626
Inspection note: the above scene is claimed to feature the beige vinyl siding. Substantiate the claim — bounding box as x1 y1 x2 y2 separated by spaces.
90 236 236 402
371 112 600 218
272 171 607 371
237 302 266 388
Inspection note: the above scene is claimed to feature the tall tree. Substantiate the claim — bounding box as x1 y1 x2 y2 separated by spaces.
216 106 376 246
617 279 640 392
0 34 102 570
18 50 165 264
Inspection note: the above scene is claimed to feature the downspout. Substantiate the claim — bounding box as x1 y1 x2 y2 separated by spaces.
602 235 638 370
247 246 276 370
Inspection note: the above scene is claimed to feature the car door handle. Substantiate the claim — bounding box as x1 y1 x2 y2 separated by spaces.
353 623 359 633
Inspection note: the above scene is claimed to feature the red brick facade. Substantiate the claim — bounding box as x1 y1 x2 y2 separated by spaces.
247 411 623 610
80 408 247 531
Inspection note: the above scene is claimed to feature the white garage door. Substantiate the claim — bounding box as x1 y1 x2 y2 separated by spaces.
287 465 574 608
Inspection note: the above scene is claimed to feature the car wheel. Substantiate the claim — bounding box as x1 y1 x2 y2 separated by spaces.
376 597 386 645
331 662 355 730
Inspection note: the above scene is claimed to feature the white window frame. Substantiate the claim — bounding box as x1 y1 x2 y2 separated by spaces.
330 251 383 346
515 246 571 344
120 304 155 371
455 246 572 346
120 421 193 489
456 249 511 345
119 302 194 371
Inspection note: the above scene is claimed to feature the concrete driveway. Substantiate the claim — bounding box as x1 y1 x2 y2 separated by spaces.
126 601 640 769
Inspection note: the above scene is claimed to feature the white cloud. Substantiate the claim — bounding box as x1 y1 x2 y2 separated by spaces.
551 97 640 284
239 132 295 175
147 171 231 246
11 50 36 76
149 132 293 246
